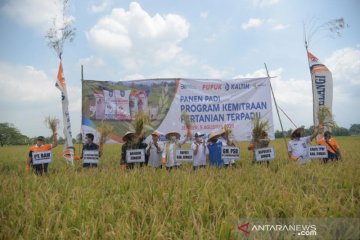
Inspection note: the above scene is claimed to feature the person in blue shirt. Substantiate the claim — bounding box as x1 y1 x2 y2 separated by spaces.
207 130 225 167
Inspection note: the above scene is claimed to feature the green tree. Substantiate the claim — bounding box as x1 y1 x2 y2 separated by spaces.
0 123 29 146
349 124 360 135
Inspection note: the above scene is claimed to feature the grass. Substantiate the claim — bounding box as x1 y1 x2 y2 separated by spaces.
0 137 359 239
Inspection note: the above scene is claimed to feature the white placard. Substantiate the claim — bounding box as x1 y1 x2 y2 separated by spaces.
83 150 99 164
255 147 275 162
32 151 52 165
221 146 240 159
176 149 194 161
308 145 328 159
126 149 145 163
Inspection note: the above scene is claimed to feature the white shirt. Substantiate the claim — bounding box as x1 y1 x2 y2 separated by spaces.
288 136 312 164
162 138 188 167
146 141 164 168
191 141 208 166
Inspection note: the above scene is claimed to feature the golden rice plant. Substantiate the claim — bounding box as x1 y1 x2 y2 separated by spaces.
251 116 269 142
181 111 191 130
133 111 150 143
44 116 59 137
317 107 337 131
96 121 113 150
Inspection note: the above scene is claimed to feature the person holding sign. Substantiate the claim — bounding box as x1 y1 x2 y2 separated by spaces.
207 130 225 167
120 131 148 170
219 129 237 167
162 131 190 171
317 131 341 163
81 133 101 168
191 132 208 170
287 125 323 164
248 131 270 166
146 131 164 169
27 134 58 175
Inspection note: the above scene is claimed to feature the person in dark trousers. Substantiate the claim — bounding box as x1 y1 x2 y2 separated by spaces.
120 131 148 170
81 133 101 168
27 134 58 175
317 131 341 163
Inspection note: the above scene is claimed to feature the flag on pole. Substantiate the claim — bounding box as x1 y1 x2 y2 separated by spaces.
307 51 333 127
56 60 74 165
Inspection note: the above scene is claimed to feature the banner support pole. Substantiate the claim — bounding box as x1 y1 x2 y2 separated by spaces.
264 63 288 151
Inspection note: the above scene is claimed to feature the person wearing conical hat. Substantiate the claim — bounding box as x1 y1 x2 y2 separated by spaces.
120 131 148 170
146 131 164 169
287 124 323 164
191 132 208 170
219 129 237 167
207 129 225 167
162 130 190 171
248 130 270 166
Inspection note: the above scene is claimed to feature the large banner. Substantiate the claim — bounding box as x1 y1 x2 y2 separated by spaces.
81 78 274 143
307 51 333 126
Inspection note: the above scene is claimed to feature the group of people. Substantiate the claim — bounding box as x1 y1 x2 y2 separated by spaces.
120 128 237 171
27 124 341 175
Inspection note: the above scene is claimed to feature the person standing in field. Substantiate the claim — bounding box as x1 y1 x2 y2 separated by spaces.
317 131 341 163
81 133 101 168
162 131 190 171
120 131 147 170
191 132 208 170
146 131 164 169
248 131 270 166
219 129 237 167
207 130 225 167
288 124 323 164
27 134 58 175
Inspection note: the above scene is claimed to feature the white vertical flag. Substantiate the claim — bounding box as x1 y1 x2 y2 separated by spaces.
307 51 333 127
56 60 74 165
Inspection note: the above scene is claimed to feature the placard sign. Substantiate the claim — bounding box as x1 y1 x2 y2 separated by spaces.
83 150 99 164
126 149 145 163
308 145 328 159
32 151 52 165
221 146 240 159
255 147 275 162
176 149 194 161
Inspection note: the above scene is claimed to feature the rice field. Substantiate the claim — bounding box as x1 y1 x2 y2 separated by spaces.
0 136 359 239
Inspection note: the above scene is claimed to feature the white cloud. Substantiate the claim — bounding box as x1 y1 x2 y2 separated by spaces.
0 61 81 137
87 2 190 70
241 18 264 30
234 68 314 130
90 0 113 13
0 0 74 32
252 0 280 7
325 47 360 86
271 23 290 31
79 55 105 68
0 62 58 102
241 18 289 31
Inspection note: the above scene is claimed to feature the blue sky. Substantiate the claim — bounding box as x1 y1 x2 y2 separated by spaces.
0 0 359 138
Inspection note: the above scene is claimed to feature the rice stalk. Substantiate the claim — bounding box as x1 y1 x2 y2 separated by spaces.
44 116 60 137
96 121 113 150
133 112 150 143
251 116 269 142
181 112 191 130
317 107 337 130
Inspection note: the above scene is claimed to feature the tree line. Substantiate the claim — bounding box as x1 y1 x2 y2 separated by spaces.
274 124 360 138
1 122 360 146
